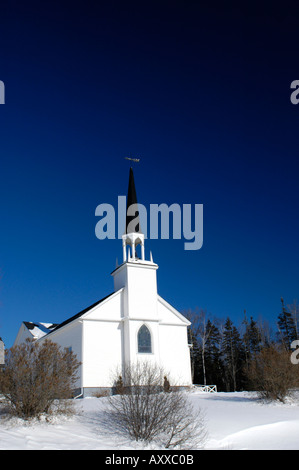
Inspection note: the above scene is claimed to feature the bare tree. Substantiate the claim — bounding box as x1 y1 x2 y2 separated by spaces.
105 361 207 449
185 308 215 385
246 344 299 402
256 316 273 348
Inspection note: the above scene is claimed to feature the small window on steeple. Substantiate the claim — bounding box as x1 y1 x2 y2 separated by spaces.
137 324 152 353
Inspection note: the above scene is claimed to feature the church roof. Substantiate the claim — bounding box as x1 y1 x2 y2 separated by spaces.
45 292 114 336
23 322 59 339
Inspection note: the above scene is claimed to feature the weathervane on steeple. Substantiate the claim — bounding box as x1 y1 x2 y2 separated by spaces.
125 156 140 163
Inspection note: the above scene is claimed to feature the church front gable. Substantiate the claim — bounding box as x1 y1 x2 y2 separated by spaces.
157 296 191 327
81 288 124 323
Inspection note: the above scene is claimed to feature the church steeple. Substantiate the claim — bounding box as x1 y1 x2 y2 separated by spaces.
122 167 145 262
125 167 142 234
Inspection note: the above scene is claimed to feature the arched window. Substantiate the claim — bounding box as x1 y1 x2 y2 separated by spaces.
137 324 152 353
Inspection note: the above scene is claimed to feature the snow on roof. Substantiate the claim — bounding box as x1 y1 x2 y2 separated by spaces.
23 322 60 339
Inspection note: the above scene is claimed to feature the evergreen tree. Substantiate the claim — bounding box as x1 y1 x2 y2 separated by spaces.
190 334 202 384
277 297 297 350
242 312 262 365
242 312 263 389
204 321 224 389
187 315 201 384
222 318 245 391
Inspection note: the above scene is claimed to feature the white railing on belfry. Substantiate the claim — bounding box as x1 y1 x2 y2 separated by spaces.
194 385 217 393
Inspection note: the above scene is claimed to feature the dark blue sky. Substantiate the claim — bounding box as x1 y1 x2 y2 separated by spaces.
0 1 298 347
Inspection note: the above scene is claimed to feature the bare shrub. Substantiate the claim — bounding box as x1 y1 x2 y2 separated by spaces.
0 338 80 419
247 345 299 402
106 361 207 449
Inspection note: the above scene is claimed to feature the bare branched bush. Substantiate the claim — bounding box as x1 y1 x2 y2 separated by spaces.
106 361 207 449
0 338 80 419
246 345 299 402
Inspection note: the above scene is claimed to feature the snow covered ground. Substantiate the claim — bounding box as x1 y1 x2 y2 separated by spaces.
1 391 299 450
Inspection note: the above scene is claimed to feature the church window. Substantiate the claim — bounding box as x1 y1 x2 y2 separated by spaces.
137 324 152 353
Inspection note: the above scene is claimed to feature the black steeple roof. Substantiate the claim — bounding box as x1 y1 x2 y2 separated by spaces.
126 167 142 234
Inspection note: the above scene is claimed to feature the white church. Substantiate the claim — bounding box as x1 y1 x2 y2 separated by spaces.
14 168 192 396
